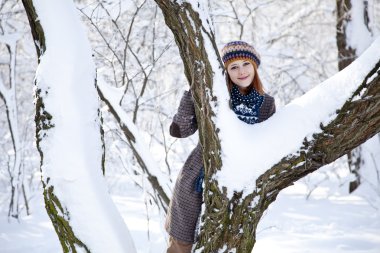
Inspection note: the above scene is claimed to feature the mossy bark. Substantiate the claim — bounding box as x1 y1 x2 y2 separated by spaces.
43 184 90 253
153 1 225 249
153 1 223 172
22 1 93 252
154 1 380 252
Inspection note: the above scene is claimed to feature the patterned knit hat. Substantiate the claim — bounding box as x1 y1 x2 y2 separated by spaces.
221 41 261 68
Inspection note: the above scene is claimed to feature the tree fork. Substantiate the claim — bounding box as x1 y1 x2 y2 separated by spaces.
154 1 380 252
201 61 380 253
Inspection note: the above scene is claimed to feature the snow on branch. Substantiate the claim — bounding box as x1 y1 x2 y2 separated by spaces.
97 77 171 212
216 37 380 197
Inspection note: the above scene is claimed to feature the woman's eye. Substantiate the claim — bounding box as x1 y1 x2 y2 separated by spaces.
230 66 237 70
243 62 251 66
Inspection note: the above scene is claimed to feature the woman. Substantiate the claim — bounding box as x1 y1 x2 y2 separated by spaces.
165 41 276 253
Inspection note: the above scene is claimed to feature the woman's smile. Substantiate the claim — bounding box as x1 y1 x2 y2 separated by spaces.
238 75 249 80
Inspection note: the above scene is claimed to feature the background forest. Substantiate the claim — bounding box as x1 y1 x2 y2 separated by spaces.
0 0 380 252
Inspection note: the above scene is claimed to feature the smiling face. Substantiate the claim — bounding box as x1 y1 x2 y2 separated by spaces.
226 60 255 93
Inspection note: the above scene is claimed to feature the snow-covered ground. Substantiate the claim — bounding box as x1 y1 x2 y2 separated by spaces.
1 169 379 253
0 182 167 253
255 187 380 253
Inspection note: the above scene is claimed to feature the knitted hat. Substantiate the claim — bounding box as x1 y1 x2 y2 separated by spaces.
221 41 261 68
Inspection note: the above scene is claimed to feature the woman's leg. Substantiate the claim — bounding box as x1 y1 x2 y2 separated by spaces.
167 236 193 253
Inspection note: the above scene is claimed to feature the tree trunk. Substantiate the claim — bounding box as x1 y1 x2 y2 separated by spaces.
336 0 373 193
23 2 88 249
22 0 136 252
336 0 356 70
154 1 380 252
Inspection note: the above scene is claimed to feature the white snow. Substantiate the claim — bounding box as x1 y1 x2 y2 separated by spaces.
1 171 379 253
0 182 167 253
31 1 136 252
215 37 380 198
255 182 380 253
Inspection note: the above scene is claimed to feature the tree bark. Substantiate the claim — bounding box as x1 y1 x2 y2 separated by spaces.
154 1 380 252
336 0 355 70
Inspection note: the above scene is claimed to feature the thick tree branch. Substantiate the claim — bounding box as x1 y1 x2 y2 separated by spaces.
258 61 380 207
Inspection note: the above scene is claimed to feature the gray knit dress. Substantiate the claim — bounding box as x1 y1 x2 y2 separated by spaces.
165 90 276 244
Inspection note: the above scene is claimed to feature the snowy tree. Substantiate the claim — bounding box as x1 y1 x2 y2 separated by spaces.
154 0 380 252
1 0 376 252
22 0 136 251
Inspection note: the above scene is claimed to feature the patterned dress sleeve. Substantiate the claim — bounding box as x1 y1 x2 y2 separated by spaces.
170 90 198 138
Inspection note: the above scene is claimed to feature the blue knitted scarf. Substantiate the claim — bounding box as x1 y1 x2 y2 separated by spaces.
230 84 264 124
